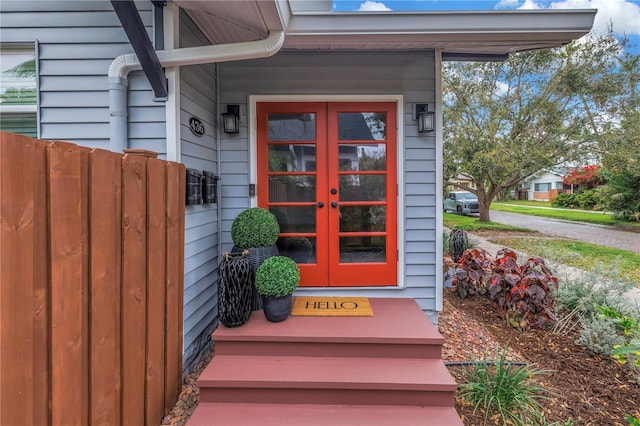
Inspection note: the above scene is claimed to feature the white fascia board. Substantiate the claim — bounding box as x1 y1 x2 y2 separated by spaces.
286 9 596 38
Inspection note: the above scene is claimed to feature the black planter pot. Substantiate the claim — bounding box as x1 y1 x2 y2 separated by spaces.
261 294 293 323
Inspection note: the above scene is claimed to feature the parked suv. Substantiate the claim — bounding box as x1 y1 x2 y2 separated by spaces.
444 191 479 215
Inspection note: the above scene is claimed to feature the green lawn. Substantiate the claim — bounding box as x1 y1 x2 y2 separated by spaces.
490 237 640 285
495 200 553 207
443 213 532 232
490 203 619 225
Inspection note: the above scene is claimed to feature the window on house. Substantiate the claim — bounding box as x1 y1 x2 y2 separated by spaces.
0 44 37 137
535 183 551 192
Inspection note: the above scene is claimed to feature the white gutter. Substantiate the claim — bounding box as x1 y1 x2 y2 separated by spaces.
108 30 285 153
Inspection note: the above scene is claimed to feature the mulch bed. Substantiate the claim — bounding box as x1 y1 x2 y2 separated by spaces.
439 288 640 425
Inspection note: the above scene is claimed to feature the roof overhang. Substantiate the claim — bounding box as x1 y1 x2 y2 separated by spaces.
174 1 596 58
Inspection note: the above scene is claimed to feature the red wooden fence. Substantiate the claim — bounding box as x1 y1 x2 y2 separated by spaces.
0 132 186 425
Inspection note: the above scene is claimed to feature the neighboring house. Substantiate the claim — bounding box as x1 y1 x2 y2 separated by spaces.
522 169 570 201
447 173 477 192
0 0 595 374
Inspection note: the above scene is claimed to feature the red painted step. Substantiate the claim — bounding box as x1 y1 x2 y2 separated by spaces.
213 298 444 359
197 355 457 406
188 403 463 426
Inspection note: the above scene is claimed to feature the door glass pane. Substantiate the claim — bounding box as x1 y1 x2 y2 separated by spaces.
269 176 316 202
269 206 316 233
338 144 386 171
339 206 386 232
338 112 386 140
339 175 386 201
268 113 316 141
268 144 316 171
277 237 316 264
339 237 386 263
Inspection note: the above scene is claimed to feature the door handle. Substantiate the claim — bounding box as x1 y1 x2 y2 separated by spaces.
317 201 325 208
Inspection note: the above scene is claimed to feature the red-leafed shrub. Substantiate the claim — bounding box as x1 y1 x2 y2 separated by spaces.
452 247 559 331
488 249 559 331
562 164 604 189
452 248 494 299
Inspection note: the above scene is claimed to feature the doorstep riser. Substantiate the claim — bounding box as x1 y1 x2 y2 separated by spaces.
215 341 442 359
188 403 464 426
199 388 456 407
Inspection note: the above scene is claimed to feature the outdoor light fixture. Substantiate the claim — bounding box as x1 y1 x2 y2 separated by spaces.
222 105 240 134
416 103 435 133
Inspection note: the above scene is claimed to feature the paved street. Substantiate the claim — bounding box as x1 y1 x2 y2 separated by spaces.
488 210 640 253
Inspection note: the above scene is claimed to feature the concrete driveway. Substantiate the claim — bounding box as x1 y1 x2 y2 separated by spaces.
488 210 640 253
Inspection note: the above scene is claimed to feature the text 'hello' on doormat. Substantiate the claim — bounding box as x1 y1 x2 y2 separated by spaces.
291 296 373 317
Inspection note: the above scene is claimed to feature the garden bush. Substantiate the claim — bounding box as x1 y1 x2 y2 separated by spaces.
453 248 559 330
552 192 580 208
452 248 493 299
488 249 559 330
553 266 636 332
575 188 599 210
576 317 626 355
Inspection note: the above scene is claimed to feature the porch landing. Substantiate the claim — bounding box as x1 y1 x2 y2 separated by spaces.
188 298 462 425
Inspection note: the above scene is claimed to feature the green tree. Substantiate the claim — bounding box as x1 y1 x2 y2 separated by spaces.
443 32 628 222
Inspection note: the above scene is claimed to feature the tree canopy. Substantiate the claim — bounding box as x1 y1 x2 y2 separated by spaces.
443 32 637 221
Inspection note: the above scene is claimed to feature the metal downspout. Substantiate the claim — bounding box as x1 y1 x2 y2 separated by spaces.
108 31 285 153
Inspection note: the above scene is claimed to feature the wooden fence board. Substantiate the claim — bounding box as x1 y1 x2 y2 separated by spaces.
48 141 88 426
89 148 123 425
146 158 167 425
32 138 51 426
0 133 36 425
121 154 148 426
164 162 186 412
1 134 185 424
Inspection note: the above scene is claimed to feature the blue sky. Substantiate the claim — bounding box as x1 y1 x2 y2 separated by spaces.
333 0 640 53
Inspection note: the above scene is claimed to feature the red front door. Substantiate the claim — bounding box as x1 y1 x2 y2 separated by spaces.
257 102 397 287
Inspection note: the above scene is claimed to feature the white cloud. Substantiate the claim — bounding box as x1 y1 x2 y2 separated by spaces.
509 0 640 35
517 0 543 9
356 1 392 11
495 0 520 8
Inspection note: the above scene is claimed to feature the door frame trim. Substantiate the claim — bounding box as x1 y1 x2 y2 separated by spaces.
249 94 405 289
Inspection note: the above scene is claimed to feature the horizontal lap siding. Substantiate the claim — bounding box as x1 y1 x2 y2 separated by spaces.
0 1 163 152
179 10 219 374
219 51 438 316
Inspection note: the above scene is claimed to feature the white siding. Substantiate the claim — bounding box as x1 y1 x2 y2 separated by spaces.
219 51 438 316
0 0 164 151
178 10 219 373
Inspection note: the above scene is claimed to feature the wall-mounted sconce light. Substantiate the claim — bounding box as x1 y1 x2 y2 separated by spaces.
222 105 240 134
415 103 435 133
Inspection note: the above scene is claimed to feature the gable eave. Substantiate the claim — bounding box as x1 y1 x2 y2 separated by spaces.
175 1 595 56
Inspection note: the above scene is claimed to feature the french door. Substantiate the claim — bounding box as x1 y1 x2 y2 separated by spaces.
256 102 397 287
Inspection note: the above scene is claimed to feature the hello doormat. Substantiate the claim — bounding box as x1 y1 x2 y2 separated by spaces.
291 297 373 317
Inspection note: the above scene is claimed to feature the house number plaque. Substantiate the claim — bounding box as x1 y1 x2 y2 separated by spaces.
189 116 205 137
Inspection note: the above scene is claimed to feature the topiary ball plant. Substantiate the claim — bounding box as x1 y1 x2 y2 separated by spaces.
231 207 280 248
255 256 300 298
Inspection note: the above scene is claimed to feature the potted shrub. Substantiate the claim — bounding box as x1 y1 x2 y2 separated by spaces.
255 256 300 322
231 207 280 309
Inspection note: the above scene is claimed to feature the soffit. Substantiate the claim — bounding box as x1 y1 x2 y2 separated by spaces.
174 1 596 55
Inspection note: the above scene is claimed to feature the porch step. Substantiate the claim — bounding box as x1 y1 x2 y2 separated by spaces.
197 355 457 406
189 298 462 425
213 298 444 359
188 403 463 426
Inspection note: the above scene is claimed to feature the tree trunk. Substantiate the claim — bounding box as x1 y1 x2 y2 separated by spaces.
476 184 498 222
